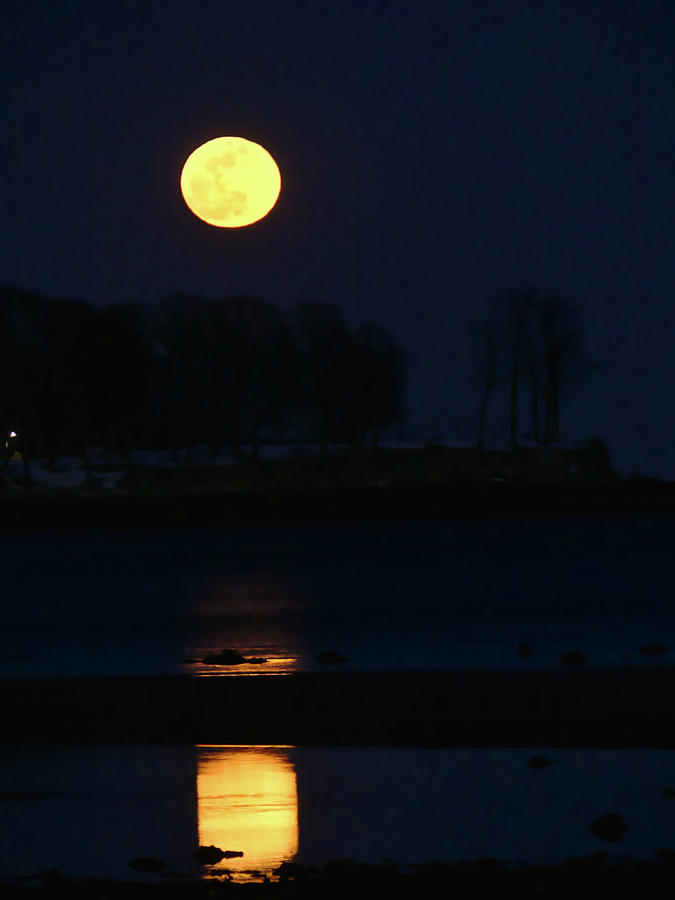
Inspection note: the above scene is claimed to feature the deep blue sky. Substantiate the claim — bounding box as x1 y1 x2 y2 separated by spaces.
3 1 674 477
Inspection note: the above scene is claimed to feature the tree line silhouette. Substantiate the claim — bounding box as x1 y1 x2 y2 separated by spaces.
469 288 598 451
0 285 406 472
1 282 598 477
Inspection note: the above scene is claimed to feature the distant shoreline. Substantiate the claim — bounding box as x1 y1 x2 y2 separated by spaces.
0 481 673 530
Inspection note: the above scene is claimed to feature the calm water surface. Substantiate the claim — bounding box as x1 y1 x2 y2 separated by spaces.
1 515 674 677
1 743 675 882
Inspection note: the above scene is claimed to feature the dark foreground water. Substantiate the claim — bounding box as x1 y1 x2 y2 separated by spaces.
1 515 674 677
1 743 675 883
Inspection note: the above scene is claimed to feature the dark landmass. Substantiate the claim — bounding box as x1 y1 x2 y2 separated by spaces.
1 444 672 529
0 480 673 531
200 649 267 666
3 669 675 747
4 852 675 899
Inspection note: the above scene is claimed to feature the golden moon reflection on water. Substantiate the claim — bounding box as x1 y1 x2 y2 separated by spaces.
197 746 298 880
180 136 281 227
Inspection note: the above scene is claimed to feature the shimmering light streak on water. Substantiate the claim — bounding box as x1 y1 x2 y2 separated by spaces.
196 746 298 880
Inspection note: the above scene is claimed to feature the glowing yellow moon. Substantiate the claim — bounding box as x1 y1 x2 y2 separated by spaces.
180 136 281 227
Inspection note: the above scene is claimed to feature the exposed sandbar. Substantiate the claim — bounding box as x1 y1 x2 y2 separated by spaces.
2 668 675 747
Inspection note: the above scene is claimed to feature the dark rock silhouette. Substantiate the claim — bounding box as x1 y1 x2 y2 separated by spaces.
201 648 267 665
620 653 632 660
316 651 348 663
517 643 533 658
527 755 555 769
193 846 243 865
661 787 675 799
639 644 668 658
202 649 245 664
560 650 587 665
194 846 226 865
129 857 166 873
588 814 628 842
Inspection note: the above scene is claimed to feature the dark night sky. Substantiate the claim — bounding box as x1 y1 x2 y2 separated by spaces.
3 1 674 478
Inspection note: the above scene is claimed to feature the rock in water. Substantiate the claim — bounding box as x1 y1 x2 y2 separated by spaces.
202 649 246 665
194 846 226 865
201 648 266 665
194 845 244 865
317 651 348 663
588 814 628 842
560 650 587 665
517 643 533 658
639 644 668 658
527 756 555 769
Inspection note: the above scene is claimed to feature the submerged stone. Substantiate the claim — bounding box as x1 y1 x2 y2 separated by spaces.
527 756 555 769
317 651 348 663
589 814 628 842
560 650 587 665
639 644 668 658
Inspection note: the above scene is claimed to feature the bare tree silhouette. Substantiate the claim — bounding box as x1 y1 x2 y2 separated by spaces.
467 316 508 449
499 290 533 450
472 287 599 449
536 292 593 445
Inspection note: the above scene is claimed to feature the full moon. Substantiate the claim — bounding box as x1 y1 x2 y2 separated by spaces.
180 136 281 227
